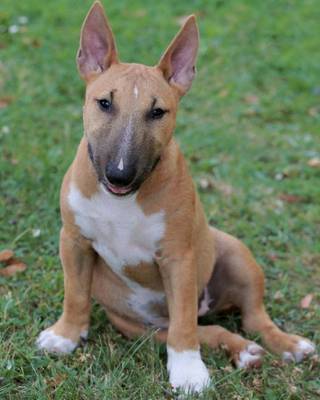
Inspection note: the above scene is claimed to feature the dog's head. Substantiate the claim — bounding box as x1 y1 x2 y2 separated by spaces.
77 1 199 196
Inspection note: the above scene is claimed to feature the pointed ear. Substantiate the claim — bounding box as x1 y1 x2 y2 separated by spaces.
77 1 118 80
157 16 199 96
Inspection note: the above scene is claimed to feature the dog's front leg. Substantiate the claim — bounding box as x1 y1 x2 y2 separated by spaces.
36 227 95 354
158 250 210 394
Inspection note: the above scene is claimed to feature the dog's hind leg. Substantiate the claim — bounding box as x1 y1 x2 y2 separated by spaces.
105 309 264 369
209 227 316 363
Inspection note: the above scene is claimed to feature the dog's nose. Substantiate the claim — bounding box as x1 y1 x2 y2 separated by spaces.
105 161 136 187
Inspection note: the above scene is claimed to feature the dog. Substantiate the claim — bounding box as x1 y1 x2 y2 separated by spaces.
36 1 316 394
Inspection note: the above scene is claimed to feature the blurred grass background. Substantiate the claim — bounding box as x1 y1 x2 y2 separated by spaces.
0 0 319 399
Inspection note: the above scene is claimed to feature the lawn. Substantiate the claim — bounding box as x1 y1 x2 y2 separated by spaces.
0 0 319 399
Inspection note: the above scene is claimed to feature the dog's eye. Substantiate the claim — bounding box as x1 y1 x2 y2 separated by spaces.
98 98 112 111
150 108 166 120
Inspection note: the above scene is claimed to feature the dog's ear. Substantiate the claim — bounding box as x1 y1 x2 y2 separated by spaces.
157 16 199 96
77 1 118 80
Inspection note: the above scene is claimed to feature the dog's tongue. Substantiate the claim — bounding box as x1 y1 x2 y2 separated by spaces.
107 182 131 195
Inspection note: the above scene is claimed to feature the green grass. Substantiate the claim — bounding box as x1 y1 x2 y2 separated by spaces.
1 0 319 398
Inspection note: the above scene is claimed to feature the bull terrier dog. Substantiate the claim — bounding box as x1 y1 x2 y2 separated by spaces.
36 1 316 394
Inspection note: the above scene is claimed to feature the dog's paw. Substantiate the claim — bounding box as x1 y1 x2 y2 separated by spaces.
36 329 78 354
282 339 316 363
235 343 265 369
167 347 210 394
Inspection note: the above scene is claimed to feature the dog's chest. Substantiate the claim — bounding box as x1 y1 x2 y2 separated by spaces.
68 184 165 273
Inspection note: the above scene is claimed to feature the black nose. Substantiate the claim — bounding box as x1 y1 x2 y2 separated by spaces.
105 161 136 187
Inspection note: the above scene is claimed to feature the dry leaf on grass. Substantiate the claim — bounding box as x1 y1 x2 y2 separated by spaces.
243 93 260 105
308 107 319 117
214 180 234 196
300 294 313 309
307 158 320 168
199 177 214 191
0 249 27 277
273 290 284 301
0 262 27 277
218 88 229 98
279 194 304 204
266 252 278 262
198 177 234 196
0 96 14 108
0 249 14 262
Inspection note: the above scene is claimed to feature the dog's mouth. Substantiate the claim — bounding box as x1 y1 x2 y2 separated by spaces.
103 180 136 196
96 154 161 198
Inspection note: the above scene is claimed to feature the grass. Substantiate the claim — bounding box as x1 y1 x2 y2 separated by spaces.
0 0 319 398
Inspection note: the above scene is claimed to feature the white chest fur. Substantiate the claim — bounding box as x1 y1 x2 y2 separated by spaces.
68 183 167 326
68 183 165 271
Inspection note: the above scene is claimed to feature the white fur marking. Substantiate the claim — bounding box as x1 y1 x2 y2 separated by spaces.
80 330 88 340
167 346 210 393
36 329 77 354
68 183 166 325
117 157 124 171
198 287 211 316
118 115 134 160
133 84 138 98
282 339 316 363
236 343 264 368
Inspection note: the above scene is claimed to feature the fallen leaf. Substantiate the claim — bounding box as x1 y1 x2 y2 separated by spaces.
221 365 233 373
252 377 262 390
32 228 41 237
288 385 298 395
45 373 67 390
213 180 234 196
10 158 19 165
218 88 229 98
18 16 29 25
308 106 319 117
8 25 19 34
273 290 284 301
300 294 313 309
1 126 10 134
244 94 259 105
279 194 304 204
0 262 26 277
271 359 282 367
0 249 14 262
310 354 320 371
307 157 320 168
21 37 42 48
267 253 278 262
0 96 13 108
198 176 234 196
198 177 214 191
244 107 258 116
275 172 284 181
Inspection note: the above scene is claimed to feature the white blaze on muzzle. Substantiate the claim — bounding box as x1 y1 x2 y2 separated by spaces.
117 157 124 171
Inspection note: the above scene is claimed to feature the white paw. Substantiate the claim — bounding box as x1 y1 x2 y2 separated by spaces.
282 339 316 363
36 329 78 354
167 346 210 394
80 330 88 340
236 343 264 369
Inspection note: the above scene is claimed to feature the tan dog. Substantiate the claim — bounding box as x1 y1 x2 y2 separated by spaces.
36 1 316 394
